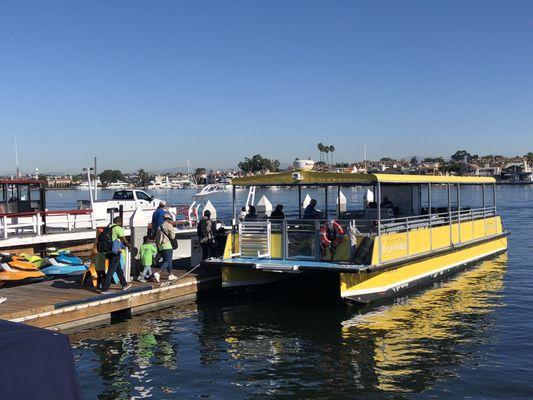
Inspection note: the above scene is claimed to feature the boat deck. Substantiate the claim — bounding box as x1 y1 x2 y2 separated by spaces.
0 267 220 331
206 257 366 272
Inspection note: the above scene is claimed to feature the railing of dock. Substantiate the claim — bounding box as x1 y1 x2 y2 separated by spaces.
0 209 96 239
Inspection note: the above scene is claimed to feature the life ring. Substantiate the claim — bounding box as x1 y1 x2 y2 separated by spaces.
319 220 345 248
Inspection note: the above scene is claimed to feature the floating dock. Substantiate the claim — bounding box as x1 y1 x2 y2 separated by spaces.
0 268 220 331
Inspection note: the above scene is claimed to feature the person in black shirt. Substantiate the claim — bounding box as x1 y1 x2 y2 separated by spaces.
270 204 285 219
303 199 320 219
197 210 216 260
245 205 258 221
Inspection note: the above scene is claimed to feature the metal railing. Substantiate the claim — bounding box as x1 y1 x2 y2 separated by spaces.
0 210 96 239
234 221 271 258
376 206 497 265
231 206 498 265
233 218 373 262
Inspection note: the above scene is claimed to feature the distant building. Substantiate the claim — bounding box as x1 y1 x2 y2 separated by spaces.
467 163 502 177
46 175 73 188
501 160 532 182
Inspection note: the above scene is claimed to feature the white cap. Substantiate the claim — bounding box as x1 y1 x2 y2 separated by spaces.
159 200 167 207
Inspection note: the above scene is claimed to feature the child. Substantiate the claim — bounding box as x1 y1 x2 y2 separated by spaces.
139 236 159 282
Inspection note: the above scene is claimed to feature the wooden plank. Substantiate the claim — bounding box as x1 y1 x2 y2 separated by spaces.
2 271 220 330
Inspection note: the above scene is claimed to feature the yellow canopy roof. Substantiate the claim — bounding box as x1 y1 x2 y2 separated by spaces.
231 171 495 186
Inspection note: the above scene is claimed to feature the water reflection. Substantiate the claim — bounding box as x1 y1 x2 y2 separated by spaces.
341 253 507 393
70 255 506 399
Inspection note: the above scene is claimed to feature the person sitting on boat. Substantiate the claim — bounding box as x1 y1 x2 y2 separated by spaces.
197 210 216 260
151 201 168 237
245 205 258 221
303 199 321 219
270 204 285 219
380 196 394 208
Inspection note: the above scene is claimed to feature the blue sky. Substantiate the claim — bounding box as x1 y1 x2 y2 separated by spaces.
1 0 532 174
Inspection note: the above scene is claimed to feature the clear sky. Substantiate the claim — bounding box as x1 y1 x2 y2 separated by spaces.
1 0 532 174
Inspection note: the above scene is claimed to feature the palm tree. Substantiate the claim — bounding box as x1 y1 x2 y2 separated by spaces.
317 143 324 162
329 145 335 166
323 146 330 166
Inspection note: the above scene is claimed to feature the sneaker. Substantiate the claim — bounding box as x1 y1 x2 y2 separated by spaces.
122 284 132 291
168 274 177 282
154 272 160 283
100 290 110 295
136 275 143 281
139 278 146 283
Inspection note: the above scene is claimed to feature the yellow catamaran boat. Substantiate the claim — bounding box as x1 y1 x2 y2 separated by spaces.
205 171 508 304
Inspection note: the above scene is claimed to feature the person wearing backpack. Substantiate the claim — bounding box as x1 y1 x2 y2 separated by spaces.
197 210 216 260
100 216 132 294
155 213 177 281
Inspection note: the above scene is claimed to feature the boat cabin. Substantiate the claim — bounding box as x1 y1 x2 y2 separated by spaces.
222 171 501 269
0 179 46 215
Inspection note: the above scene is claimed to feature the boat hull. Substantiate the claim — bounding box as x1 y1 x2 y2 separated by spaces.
340 235 508 303
217 235 508 304
221 266 290 288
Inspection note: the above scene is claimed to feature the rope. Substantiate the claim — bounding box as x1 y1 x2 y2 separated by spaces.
172 262 203 281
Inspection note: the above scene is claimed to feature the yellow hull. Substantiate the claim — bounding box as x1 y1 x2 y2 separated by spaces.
340 235 507 303
219 216 508 303
222 266 289 288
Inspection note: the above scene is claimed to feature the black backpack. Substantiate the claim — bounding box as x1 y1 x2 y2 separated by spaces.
97 225 114 253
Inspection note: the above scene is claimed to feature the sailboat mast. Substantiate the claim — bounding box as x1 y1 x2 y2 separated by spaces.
15 135 20 178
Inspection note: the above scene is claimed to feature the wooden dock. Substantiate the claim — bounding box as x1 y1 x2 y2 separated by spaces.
0 268 220 331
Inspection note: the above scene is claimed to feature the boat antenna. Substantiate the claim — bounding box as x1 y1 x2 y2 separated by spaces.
15 135 21 178
187 159 197 188
93 156 98 200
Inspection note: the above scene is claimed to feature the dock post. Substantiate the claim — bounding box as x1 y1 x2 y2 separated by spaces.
129 208 149 281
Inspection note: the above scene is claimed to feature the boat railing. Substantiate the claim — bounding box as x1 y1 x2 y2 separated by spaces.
376 205 498 265
379 206 496 234
232 206 498 264
233 219 373 262
0 209 96 239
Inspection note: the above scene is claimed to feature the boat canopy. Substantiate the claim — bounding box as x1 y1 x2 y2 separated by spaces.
231 171 495 187
0 179 46 185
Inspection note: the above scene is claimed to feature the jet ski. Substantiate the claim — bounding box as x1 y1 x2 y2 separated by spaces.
0 253 46 286
21 250 88 278
47 249 85 266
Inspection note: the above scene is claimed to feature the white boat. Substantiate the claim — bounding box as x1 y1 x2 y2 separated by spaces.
72 179 101 190
105 181 132 190
194 183 231 198
293 158 315 171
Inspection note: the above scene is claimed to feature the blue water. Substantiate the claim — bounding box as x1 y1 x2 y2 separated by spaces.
66 185 533 399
